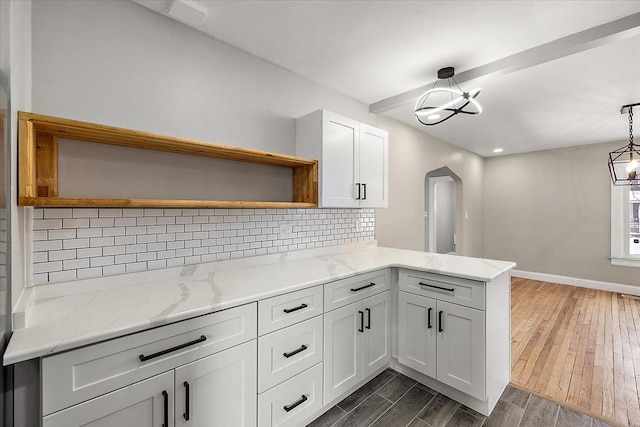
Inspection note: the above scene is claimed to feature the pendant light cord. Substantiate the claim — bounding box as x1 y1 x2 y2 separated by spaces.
629 107 634 147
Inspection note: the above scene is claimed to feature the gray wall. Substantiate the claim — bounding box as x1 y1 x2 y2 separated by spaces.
484 141 640 287
31 0 373 155
374 115 485 257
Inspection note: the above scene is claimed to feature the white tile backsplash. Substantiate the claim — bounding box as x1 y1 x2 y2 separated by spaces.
32 208 375 284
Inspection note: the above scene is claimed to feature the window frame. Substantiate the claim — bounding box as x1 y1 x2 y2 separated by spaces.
611 184 640 267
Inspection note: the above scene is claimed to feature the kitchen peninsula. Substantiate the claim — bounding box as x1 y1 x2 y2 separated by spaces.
4 243 515 426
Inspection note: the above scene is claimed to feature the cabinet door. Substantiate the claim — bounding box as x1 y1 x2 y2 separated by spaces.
43 371 174 427
323 301 363 404
362 291 391 378
358 123 388 208
436 300 486 400
321 111 359 207
398 292 437 378
175 340 257 427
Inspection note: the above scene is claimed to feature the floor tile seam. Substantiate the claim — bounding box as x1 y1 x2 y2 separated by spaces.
327 401 351 427
381 381 420 405
367 384 428 427
409 392 438 427
335 371 396 414
365 396 395 427
371 371 401 396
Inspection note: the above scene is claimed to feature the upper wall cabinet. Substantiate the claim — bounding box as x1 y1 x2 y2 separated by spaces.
296 110 388 208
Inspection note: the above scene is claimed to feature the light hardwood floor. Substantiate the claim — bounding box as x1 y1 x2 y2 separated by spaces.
511 278 640 427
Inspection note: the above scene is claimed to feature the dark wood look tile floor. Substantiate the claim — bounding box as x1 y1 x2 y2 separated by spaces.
308 369 617 427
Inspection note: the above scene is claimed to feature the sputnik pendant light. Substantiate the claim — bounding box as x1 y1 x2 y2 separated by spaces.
415 67 482 126
609 103 640 186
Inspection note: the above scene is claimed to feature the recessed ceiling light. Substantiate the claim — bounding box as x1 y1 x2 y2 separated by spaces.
493 148 504 153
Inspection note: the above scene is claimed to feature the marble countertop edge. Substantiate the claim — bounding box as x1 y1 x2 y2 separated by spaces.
4 244 516 365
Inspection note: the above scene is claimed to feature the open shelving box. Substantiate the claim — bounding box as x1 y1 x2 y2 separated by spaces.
18 112 318 208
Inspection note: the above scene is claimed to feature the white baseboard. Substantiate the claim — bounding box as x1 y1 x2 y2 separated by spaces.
512 269 640 296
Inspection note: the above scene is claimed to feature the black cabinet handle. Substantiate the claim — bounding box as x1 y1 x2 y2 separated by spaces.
358 310 364 333
162 390 168 427
427 307 432 329
183 381 190 421
351 282 375 292
438 310 444 333
365 308 371 329
283 395 308 412
356 183 361 200
139 335 207 362
362 183 367 200
283 303 307 314
419 282 455 292
283 345 308 358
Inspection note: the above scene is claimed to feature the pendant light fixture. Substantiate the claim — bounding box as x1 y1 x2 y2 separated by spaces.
609 103 640 186
415 67 482 126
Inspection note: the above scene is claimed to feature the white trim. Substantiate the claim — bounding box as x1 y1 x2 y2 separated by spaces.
611 257 640 268
512 269 640 296
610 184 640 267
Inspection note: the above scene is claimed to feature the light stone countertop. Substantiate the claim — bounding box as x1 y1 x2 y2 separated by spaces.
4 243 515 365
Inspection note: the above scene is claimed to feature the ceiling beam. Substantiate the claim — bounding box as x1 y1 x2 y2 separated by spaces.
369 12 640 114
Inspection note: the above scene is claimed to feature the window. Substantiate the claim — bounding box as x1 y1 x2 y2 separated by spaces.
611 184 640 267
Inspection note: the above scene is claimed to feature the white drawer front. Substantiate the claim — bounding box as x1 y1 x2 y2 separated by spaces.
324 269 390 312
42 303 257 416
258 316 323 393
258 363 323 427
399 269 485 310
258 285 323 335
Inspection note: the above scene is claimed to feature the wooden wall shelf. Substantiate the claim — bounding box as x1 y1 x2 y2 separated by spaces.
18 112 318 208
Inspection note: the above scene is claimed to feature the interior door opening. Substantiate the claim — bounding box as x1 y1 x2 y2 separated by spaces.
425 168 462 255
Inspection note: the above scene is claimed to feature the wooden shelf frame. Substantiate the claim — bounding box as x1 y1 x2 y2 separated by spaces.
18 112 318 208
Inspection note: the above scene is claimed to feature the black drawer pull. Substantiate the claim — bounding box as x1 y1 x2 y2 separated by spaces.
139 335 207 362
351 282 376 292
283 345 308 358
419 282 455 292
284 395 308 412
162 390 169 427
439 310 444 333
427 307 432 329
183 381 190 421
283 303 308 314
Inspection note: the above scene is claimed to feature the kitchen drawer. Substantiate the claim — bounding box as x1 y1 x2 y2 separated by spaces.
258 285 323 335
258 316 323 393
324 269 390 312
399 269 485 310
42 303 257 416
258 363 323 427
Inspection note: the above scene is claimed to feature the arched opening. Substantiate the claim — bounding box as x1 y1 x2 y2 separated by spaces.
425 167 463 254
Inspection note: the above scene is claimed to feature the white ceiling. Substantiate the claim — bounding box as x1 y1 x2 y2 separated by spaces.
133 0 640 157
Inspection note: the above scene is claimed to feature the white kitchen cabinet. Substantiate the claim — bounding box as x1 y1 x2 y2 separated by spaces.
362 291 392 378
436 300 485 398
397 292 437 378
323 290 391 404
43 371 174 427
296 109 388 208
398 292 485 400
175 340 257 427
